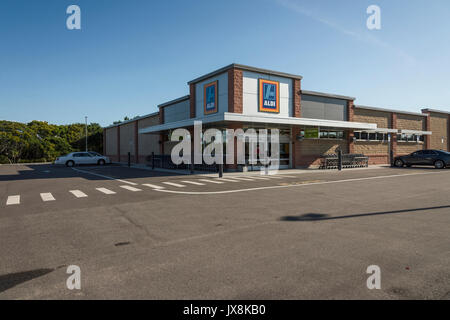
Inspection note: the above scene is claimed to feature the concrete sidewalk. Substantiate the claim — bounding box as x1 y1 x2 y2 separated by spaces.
116 162 389 177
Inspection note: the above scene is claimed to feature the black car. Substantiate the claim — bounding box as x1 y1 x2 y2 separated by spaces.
394 149 450 169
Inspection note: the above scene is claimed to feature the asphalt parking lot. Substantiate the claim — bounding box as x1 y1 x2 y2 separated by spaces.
0 163 449 299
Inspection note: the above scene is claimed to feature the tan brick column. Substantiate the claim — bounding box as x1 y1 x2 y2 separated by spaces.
391 113 397 157
347 100 355 154
425 112 431 149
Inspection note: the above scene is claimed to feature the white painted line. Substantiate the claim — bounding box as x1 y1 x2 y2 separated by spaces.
181 180 205 186
246 176 270 180
162 182 186 188
71 167 137 185
228 177 254 181
142 183 165 189
96 187 116 195
120 185 142 192
40 193 55 202
216 178 240 182
69 190 88 198
155 171 447 195
6 195 20 205
198 179 224 184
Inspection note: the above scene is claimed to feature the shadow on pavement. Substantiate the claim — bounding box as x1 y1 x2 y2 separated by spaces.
0 268 54 293
0 163 180 182
280 205 450 222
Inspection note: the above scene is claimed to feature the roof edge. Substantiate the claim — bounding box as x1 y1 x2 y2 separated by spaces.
104 111 159 129
355 105 427 117
158 95 190 108
421 108 450 115
187 63 303 85
302 90 356 101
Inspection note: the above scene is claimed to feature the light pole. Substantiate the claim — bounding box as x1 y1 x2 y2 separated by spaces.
85 116 88 152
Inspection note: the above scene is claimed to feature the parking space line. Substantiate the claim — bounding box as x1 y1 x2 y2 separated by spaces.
198 179 224 184
6 195 20 205
40 193 55 202
162 182 186 188
71 167 137 185
69 190 88 198
120 185 142 192
96 187 116 195
142 183 165 189
181 180 205 186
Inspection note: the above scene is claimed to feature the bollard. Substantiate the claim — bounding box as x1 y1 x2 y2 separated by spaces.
337 149 342 171
218 163 223 178
128 152 131 167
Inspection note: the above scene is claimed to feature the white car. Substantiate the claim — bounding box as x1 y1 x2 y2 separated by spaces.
54 152 111 167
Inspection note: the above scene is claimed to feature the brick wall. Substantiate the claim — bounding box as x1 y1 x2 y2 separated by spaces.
293 79 301 117
428 112 448 150
228 68 243 113
396 113 426 131
353 108 391 128
189 84 196 118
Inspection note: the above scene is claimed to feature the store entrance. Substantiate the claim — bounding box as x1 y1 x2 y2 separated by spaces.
244 130 291 170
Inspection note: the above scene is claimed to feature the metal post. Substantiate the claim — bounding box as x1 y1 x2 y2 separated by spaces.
128 152 131 167
218 163 223 178
85 116 88 152
337 148 342 171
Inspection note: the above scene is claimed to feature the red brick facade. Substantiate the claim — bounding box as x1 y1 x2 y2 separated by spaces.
228 68 243 113
293 79 301 118
189 83 196 118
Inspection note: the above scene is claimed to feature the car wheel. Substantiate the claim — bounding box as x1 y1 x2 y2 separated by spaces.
98 159 105 166
434 160 445 169
66 160 75 167
394 159 404 168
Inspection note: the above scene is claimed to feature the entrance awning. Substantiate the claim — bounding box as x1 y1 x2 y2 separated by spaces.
399 129 432 135
139 112 378 134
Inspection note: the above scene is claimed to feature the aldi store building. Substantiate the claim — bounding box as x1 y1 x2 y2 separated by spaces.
104 64 450 170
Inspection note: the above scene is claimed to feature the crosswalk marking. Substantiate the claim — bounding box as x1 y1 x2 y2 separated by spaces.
6 195 20 205
162 182 186 188
181 180 205 186
142 183 165 189
69 190 88 198
246 176 270 180
96 187 116 195
216 178 239 182
40 193 55 202
228 177 254 181
198 179 224 184
120 185 142 192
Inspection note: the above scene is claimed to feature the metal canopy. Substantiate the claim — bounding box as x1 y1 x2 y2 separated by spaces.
139 112 378 134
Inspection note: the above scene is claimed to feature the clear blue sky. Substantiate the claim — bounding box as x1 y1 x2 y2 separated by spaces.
1 0 449 127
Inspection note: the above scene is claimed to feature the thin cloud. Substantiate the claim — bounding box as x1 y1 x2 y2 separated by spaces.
276 0 416 64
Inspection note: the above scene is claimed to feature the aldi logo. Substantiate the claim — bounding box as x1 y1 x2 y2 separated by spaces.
204 81 218 115
259 79 279 113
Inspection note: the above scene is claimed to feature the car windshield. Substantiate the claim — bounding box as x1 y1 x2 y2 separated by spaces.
88 152 101 156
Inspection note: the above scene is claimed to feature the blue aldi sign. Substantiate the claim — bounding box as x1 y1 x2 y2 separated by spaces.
204 81 218 115
259 79 279 113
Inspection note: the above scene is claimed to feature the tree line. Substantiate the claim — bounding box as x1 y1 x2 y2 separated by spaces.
0 120 103 164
